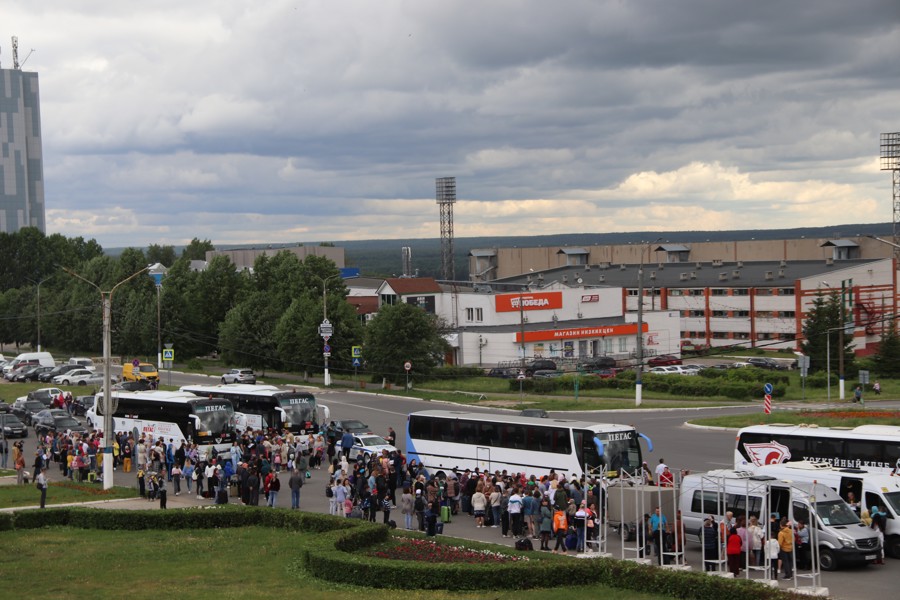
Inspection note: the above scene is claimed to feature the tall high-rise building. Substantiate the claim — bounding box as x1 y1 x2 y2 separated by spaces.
0 64 45 234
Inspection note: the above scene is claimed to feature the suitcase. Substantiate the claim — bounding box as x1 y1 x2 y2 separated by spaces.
440 505 451 523
216 489 229 504
435 522 444 535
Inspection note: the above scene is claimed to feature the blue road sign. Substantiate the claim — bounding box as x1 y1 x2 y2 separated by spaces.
323 344 331 353
352 358 361 367
763 382 773 395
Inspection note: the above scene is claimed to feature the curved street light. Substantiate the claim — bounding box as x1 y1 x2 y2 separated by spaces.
62 265 150 489
25 274 55 352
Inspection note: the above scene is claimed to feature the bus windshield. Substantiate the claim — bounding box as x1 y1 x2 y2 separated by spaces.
193 401 234 435
278 394 316 426
817 500 861 526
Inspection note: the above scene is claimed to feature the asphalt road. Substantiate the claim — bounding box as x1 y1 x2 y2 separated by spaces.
4 377 897 599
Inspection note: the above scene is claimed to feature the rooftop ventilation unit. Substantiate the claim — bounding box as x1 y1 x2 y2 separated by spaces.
718 272 729 281
696 262 703 269
598 275 605 282
732 270 741 279
736 261 743 268
620 264 627 270
778 268 785 278
825 258 834 265
712 259 723 267
658 263 665 270
780 260 787 267
765 271 774 280
679 273 689 281
585 264 591 271
690 271 697 279
649 271 656 280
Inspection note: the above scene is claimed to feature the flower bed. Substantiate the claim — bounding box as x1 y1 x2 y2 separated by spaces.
368 537 529 564
797 410 900 419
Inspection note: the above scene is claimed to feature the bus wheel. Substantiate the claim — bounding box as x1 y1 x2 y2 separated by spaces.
819 548 837 571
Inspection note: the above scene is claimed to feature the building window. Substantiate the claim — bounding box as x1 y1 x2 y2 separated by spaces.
734 310 750 318
689 289 705 296
688 310 704 318
627 289 639 296
711 288 728 296
781 333 797 341
780 288 795 296
781 311 796 318
756 288 774 296
757 333 774 341
732 289 749 296
618 337 627 352
380 294 398 306
712 332 729 339
711 310 728 318
756 311 773 319
733 332 750 340
465 307 483 322
669 289 683 296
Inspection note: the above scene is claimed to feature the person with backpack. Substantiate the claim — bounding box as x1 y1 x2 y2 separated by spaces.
552 506 568 554
414 489 427 531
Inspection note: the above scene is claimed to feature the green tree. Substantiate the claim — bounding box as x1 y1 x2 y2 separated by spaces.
800 292 854 375
147 244 177 267
364 303 449 382
180 238 215 262
218 291 281 372
873 319 900 378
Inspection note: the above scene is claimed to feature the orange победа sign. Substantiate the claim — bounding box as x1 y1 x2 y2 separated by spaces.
495 291 563 312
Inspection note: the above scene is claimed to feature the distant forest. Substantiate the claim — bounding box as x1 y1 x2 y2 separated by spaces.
113 222 894 280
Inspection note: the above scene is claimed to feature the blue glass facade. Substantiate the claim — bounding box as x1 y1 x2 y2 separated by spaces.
0 68 45 233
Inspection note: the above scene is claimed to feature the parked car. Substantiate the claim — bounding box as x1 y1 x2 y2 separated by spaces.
524 359 557 376
5 364 33 381
222 368 257 384
579 356 617 371
647 354 682 367
0 401 10 413
72 396 94 417
32 410 88 437
533 369 563 378
746 357 788 370
649 366 681 375
22 388 66 407
324 419 372 439
15 364 54 382
52 368 103 386
112 380 152 392
0 413 27 438
347 434 397 460
39 364 82 383
10 399 47 426
486 367 517 379
519 408 548 418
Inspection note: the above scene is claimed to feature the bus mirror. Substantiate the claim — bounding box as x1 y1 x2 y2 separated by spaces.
321 404 331 420
593 436 605 458
190 414 202 432
638 432 654 453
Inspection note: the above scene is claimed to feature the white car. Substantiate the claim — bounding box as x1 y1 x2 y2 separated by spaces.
52 368 103 386
221 368 256 384
348 434 398 461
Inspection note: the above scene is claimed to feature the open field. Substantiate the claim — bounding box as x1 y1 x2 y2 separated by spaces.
0 526 671 600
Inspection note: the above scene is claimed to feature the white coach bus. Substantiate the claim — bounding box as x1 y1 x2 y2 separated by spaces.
406 410 648 480
735 423 900 475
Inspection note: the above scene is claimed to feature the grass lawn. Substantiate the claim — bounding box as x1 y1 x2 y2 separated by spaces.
0 527 672 600
690 408 900 429
0 480 138 509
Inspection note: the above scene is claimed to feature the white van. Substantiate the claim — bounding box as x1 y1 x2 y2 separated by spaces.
68 357 96 371
2 351 55 374
680 469 880 570
752 461 900 558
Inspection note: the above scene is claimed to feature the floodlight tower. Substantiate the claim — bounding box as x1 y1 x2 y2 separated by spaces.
881 132 900 256
436 177 457 280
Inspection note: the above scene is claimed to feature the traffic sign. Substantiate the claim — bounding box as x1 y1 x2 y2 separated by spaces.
404 361 412 372
323 344 331 353
352 358 361 367
319 319 333 338
132 358 140 367
517 370 526 380
763 382 773 395
352 345 362 358
162 349 174 361
323 352 331 358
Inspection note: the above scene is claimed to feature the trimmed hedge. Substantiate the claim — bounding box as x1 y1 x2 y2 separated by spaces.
3 507 804 599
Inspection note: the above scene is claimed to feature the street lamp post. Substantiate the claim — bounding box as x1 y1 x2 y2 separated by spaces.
635 239 661 407
62 265 150 490
26 275 54 352
318 273 343 387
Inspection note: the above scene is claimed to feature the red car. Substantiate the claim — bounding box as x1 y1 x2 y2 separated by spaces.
590 369 618 379
647 354 682 367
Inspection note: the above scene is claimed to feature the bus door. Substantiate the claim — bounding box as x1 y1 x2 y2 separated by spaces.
839 476 863 513
477 447 490 473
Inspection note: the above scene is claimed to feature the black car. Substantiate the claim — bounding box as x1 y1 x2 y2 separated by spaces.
579 356 617 371
73 395 94 417
15 365 54 382
39 364 81 383
487 367 516 378
0 401 10 413
10 399 46 426
324 419 372 440
27 389 63 407
32 411 88 436
519 408 548 418
113 379 153 392
746 357 788 370
524 359 557 376
0 413 27 438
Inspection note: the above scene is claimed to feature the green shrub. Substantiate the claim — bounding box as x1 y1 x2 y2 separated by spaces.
185 358 204 371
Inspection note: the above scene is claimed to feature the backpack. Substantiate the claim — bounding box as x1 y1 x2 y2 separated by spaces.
415 496 426 512
325 485 334 498
553 510 567 532
515 537 534 551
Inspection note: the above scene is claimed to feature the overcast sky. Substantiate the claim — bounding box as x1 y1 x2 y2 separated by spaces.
5 1 900 249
